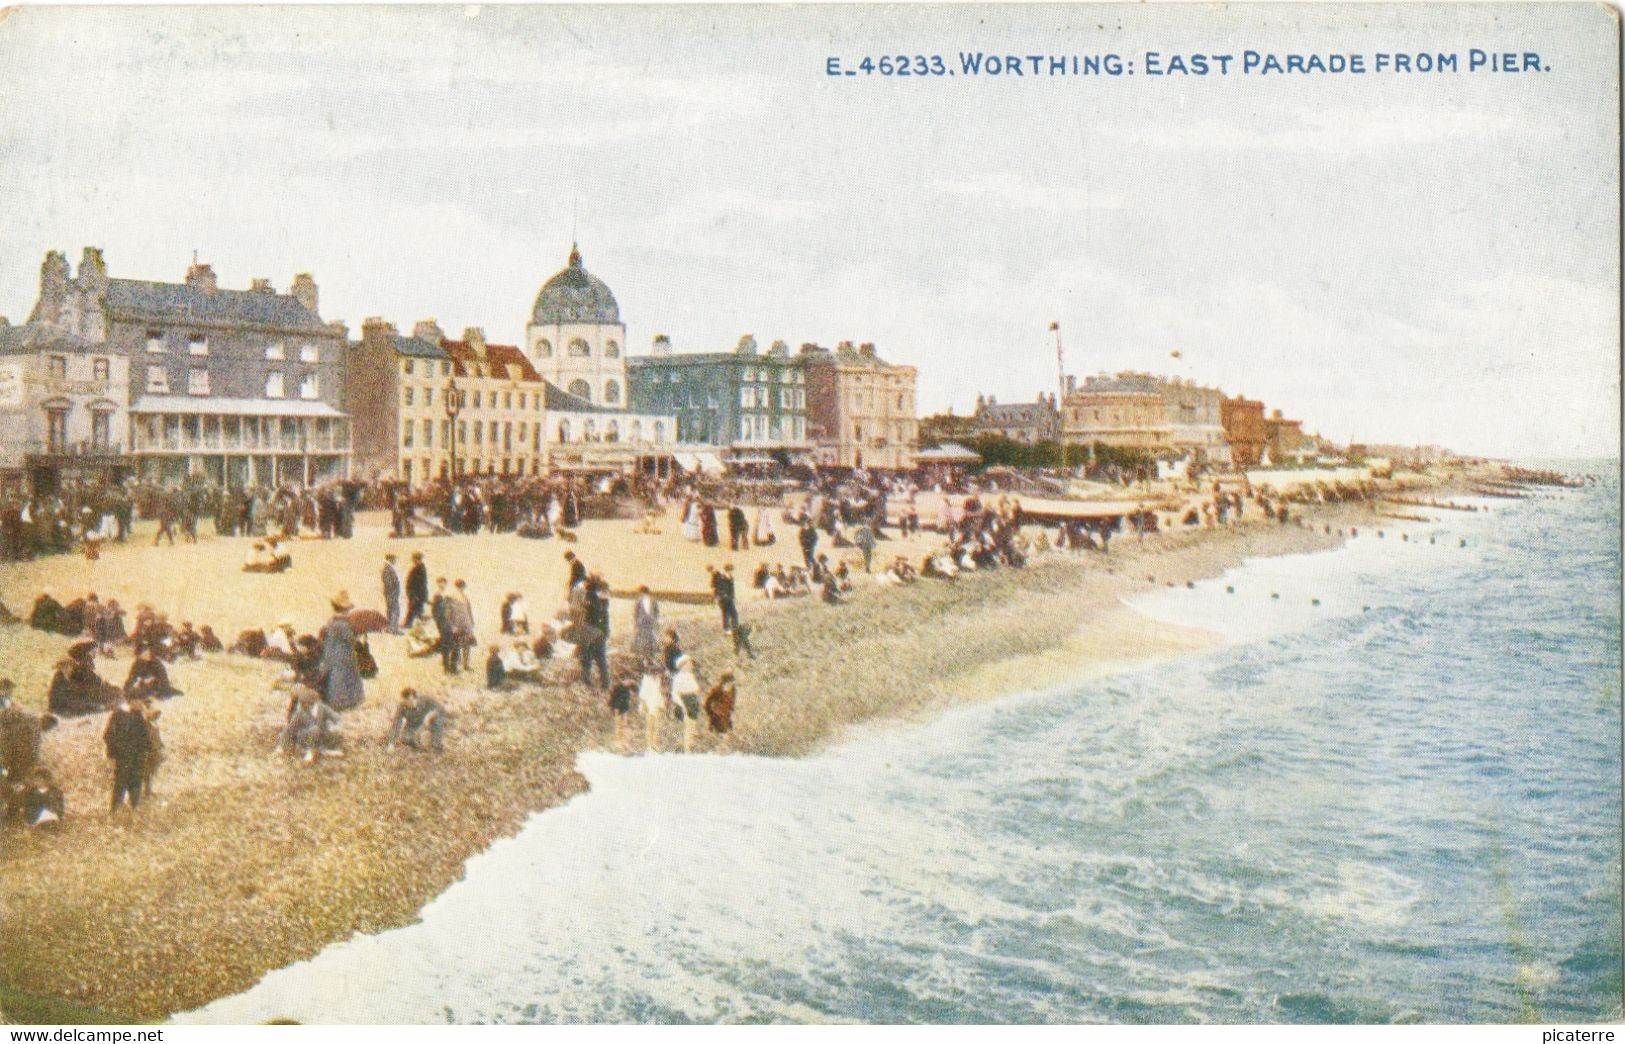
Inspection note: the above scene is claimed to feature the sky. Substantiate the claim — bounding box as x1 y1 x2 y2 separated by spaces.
0 3 1616 458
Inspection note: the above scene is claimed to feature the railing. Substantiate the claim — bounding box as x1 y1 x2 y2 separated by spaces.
25 439 125 458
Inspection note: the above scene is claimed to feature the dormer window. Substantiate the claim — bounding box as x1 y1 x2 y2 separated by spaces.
188 334 208 356
146 330 165 354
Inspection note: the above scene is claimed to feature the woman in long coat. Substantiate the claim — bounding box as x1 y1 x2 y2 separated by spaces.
317 591 365 712
631 586 660 666
700 502 719 547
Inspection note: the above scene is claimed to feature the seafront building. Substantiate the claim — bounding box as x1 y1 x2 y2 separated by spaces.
626 334 811 468
1263 409 1313 464
970 392 1060 444
25 248 352 486
0 320 132 493
799 341 918 470
1061 372 1229 466
1220 395 1267 468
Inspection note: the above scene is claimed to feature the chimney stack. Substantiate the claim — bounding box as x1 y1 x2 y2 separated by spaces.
858 342 876 358
413 319 445 345
185 260 217 292
249 277 274 294
360 316 398 348
651 334 672 357
736 334 758 355
290 273 318 317
462 327 487 355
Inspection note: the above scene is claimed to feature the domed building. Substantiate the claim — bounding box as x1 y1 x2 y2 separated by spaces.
524 245 627 408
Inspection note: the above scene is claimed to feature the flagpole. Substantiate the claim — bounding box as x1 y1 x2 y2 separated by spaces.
1051 321 1068 473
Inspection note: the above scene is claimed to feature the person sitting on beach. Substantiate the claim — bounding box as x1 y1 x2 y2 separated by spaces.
894 556 919 582
273 684 342 764
385 687 449 753
49 650 117 717
0 682 57 787
29 591 71 636
264 536 293 572
485 645 507 690
500 592 530 636
242 542 273 572
530 624 557 664
820 571 842 606
752 561 771 590
501 640 544 682
229 627 268 658
833 562 854 593
786 566 812 596
173 621 202 660
196 624 223 654
9 766 64 828
404 615 440 658
923 551 958 579
762 567 788 600
877 561 903 586
123 646 181 700
263 621 297 661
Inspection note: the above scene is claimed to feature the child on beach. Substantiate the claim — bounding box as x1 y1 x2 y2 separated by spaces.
637 668 666 753
671 655 703 754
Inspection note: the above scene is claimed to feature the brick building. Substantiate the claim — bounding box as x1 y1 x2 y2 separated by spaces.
27 248 350 486
970 393 1060 444
1220 395 1267 468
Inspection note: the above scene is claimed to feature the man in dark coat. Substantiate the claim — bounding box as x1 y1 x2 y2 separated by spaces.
727 504 748 551
798 518 818 568
317 591 365 711
381 554 403 634
563 551 587 597
709 564 739 633
581 573 611 689
104 696 151 811
404 552 429 626
431 578 457 674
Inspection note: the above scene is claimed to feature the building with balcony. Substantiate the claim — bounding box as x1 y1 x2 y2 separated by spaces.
0 321 132 493
626 334 810 465
1063 372 1230 465
26 247 351 486
799 341 918 471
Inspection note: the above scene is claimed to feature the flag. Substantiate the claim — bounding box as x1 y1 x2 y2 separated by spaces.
1048 321 1059 331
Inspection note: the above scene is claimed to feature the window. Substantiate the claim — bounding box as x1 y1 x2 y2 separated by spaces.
568 338 590 358
422 418 433 448
441 420 451 448
536 339 553 358
188 334 208 356
489 420 498 445
605 340 620 359
740 417 751 441
441 361 451 377
45 408 68 452
607 421 619 442
299 344 318 363
603 379 620 405
740 388 752 408
568 379 591 401
146 330 165 354
147 369 169 394
518 393 526 410
557 420 571 442
265 371 284 398
402 420 414 448
473 421 482 445
654 420 665 443
299 374 319 400
504 392 512 409
93 358 109 381
404 387 415 407
91 410 112 450
473 391 482 410
48 356 66 380
631 420 643 442
188 368 210 396
402 357 412 374
424 387 434 408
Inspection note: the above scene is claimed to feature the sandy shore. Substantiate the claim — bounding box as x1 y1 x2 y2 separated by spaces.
0 480 1456 1022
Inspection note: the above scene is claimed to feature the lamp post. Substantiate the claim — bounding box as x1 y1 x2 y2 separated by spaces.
444 375 462 482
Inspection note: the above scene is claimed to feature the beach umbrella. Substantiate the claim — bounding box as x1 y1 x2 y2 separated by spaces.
346 608 389 634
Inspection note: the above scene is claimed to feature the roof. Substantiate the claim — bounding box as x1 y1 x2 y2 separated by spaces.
0 322 104 355
543 380 622 415
391 335 446 359
104 279 329 332
440 340 542 382
531 245 620 326
978 402 1055 422
130 396 346 418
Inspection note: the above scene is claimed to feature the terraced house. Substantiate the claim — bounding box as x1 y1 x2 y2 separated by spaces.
26 247 351 486
626 334 809 468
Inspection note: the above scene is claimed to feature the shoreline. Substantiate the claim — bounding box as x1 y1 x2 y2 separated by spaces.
0 483 1472 1022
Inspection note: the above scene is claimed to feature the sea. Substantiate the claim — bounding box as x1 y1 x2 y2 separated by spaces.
183 463 1622 1025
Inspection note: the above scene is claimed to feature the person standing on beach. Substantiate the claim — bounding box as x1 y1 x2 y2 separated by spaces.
727 504 748 551
318 591 365 712
564 551 586 598
581 572 611 689
670 655 703 754
710 564 739 634
632 586 660 667
853 524 876 573
104 694 151 812
798 517 818 568
704 672 736 751
637 667 666 753
448 580 476 674
404 552 429 626
381 554 403 634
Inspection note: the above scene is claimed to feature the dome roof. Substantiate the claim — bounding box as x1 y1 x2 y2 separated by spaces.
531 245 620 326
